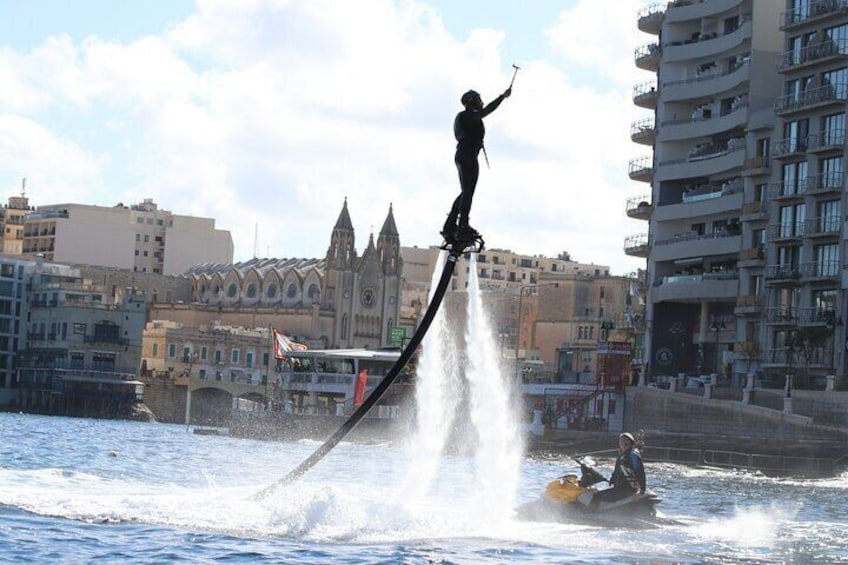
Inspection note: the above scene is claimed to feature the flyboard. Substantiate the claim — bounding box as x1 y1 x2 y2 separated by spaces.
255 230 484 499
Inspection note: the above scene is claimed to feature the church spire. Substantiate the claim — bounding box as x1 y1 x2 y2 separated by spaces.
326 198 356 269
377 203 400 276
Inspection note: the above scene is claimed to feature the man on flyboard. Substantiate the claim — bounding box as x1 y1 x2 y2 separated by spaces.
441 85 512 242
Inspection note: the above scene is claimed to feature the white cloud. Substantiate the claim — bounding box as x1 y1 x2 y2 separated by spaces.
0 0 648 275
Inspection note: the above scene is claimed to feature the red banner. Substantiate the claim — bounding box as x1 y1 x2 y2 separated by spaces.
353 368 368 407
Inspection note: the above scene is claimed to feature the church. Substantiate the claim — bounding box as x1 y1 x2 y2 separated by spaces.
152 200 403 349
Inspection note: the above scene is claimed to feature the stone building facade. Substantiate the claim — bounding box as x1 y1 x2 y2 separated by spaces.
150 200 403 349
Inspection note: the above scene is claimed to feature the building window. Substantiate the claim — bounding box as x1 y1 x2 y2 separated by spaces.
266 284 277 299
215 350 222 363
246 283 257 298
231 349 240 364
227 283 237 298
287 283 297 298
201 346 208 360
246 352 253 368
168 343 176 358
152 343 158 357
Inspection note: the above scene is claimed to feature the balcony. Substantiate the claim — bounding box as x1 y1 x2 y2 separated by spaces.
633 81 658 109
735 294 762 316
742 156 770 177
652 229 740 262
630 118 656 145
740 201 767 222
624 233 649 257
799 260 840 280
635 42 661 71
660 99 748 141
798 307 838 326
764 265 801 284
780 0 848 30
628 156 654 182
768 179 807 201
778 38 848 72
666 0 747 21
764 306 798 324
802 216 841 238
766 221 804 243
625 195 652 220
808 171 844 195
662 60 749 102
637 3 665 35
663 18 751 63
771 136 809 160
774 83 848 115
807 129 846 154
655 139 745 181
651 271 739 302
737 246 765 268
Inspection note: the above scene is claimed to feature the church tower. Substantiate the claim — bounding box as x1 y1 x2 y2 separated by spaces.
377 203 400 277
323 199 358 345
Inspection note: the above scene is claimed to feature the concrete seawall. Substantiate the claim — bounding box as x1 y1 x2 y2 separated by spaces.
624 386 848 459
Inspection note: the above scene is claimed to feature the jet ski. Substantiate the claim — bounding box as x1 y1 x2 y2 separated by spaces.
516 458 675 528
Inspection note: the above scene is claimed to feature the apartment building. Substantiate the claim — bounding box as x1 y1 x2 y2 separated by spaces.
13 259 147 416
762 1 848 386
630 1 783 382
21 198 233 275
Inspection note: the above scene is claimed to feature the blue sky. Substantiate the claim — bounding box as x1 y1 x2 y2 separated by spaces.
0 0 647 275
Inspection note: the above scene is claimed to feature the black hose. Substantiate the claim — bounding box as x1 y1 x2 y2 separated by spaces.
254 251 460 499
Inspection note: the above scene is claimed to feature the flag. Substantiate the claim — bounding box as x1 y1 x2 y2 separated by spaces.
273 329 308 359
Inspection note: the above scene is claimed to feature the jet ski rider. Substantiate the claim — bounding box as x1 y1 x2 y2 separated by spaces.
590 432 646 509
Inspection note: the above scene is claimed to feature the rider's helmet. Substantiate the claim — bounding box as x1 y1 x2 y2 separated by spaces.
619 432 635 444
461 90 482 107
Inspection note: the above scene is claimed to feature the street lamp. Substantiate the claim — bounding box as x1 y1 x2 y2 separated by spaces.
710 317 726 376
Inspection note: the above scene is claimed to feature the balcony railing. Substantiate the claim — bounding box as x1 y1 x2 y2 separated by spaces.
802 216 841 237
625 195 651 216
774 83 848 114
663 60 748 89
633 80 658 107
797 307 837 324
808 128 846 151
766 222 805 242
628 156 654 181
768 179 807 200
800 260 840 278
764 265 801 281
778 38 848 71
780 0 848 29
624 233 649 255
771 135 809 158
764 306 798 323
630 118 656 142
635 42 662 70
808 171 844 193
654 227 739 247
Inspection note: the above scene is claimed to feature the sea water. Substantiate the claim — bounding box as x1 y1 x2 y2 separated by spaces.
1 413 847 564
1 257 848 563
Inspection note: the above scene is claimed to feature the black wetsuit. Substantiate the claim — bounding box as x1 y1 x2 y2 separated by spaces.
592 448 646 506
443 93 507 234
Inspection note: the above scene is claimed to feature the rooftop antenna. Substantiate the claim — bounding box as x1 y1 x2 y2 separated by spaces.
21 177 26 197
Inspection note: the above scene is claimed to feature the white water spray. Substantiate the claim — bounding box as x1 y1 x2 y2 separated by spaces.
402 251 462 499
404 252 524 519
464 255 524 516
